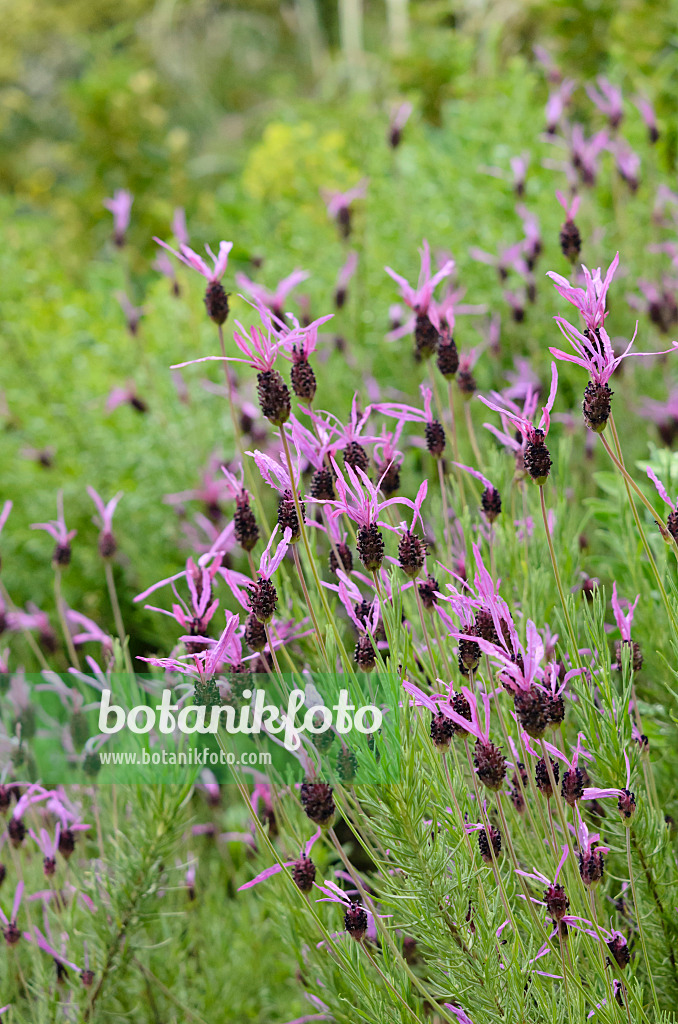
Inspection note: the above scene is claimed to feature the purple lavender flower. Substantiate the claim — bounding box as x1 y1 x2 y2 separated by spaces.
545 79 576 133
586 76 623 129
87 487 123 559
388 101 413 148
155 237 233 325
633 96 659 143
172 207 189 245
114 291 145 336
480 364 558 484
647 466 678 542
547 253 619 335
238 827 321 893
0 880 24 944
235 269 310 321
103 189 133 246
385 240 455 359
31 493 77 568
334 251 358 308
322 179 368 238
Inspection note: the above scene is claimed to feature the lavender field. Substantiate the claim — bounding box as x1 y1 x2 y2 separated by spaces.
1 1 678 1021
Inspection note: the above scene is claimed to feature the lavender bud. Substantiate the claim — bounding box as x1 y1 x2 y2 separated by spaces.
234 495 260 552
547 693 566 727
244 612 267 652
458 636 480 676
430 712 454 752
617 788 636 821
256 369 291 426
336 746 358 782
98 532 117 558
607 933 630 970
354 635 376 672
425 419 446 458
343 441 370 474
329 543 353 576
247 579 278 624
560 219 582 262
579 846 605 886
561 767 584 806
544 882 569 922
375 460 401 497
615 639 643 672
300 781 335 827
398 530 426 578
277 489 304 543
291 854 316 893
436 338 459 379
481 486 502 523
356 523 385 573
582 381 613 433
204 281 230 325
474 740 506 790
524 431 552 484
535 756 559 797
457 370 477 399
478 824 502 864
310 468 335 501
58 828 76 860
514 686 551 739
418 574 439 610
344 901 368 940
414 314 440 361
8 817 26 848
290 356 317 402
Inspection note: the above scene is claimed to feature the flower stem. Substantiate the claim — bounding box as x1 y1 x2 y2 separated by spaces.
217 324 271 537
605 415 678 634
54 568 80 670
539 484 580 667
361 943 428 1024
600 424 667 532
437 458 452 560
414 577 437 682
447 381 466 505
625 826 661 1016
291 543 330 669
464 401 484 467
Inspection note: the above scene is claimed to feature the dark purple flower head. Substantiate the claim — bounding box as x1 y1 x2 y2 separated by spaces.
87 487 123 559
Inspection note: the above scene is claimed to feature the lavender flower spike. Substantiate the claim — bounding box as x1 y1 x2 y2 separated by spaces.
103 189 133 246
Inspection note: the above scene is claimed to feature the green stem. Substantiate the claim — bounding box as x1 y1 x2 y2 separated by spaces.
54 568 80 670
603 417 678 634
539 484 580 667
625 827 661 1016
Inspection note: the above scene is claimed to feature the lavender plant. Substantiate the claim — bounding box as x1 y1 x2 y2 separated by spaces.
2 33 678 1024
